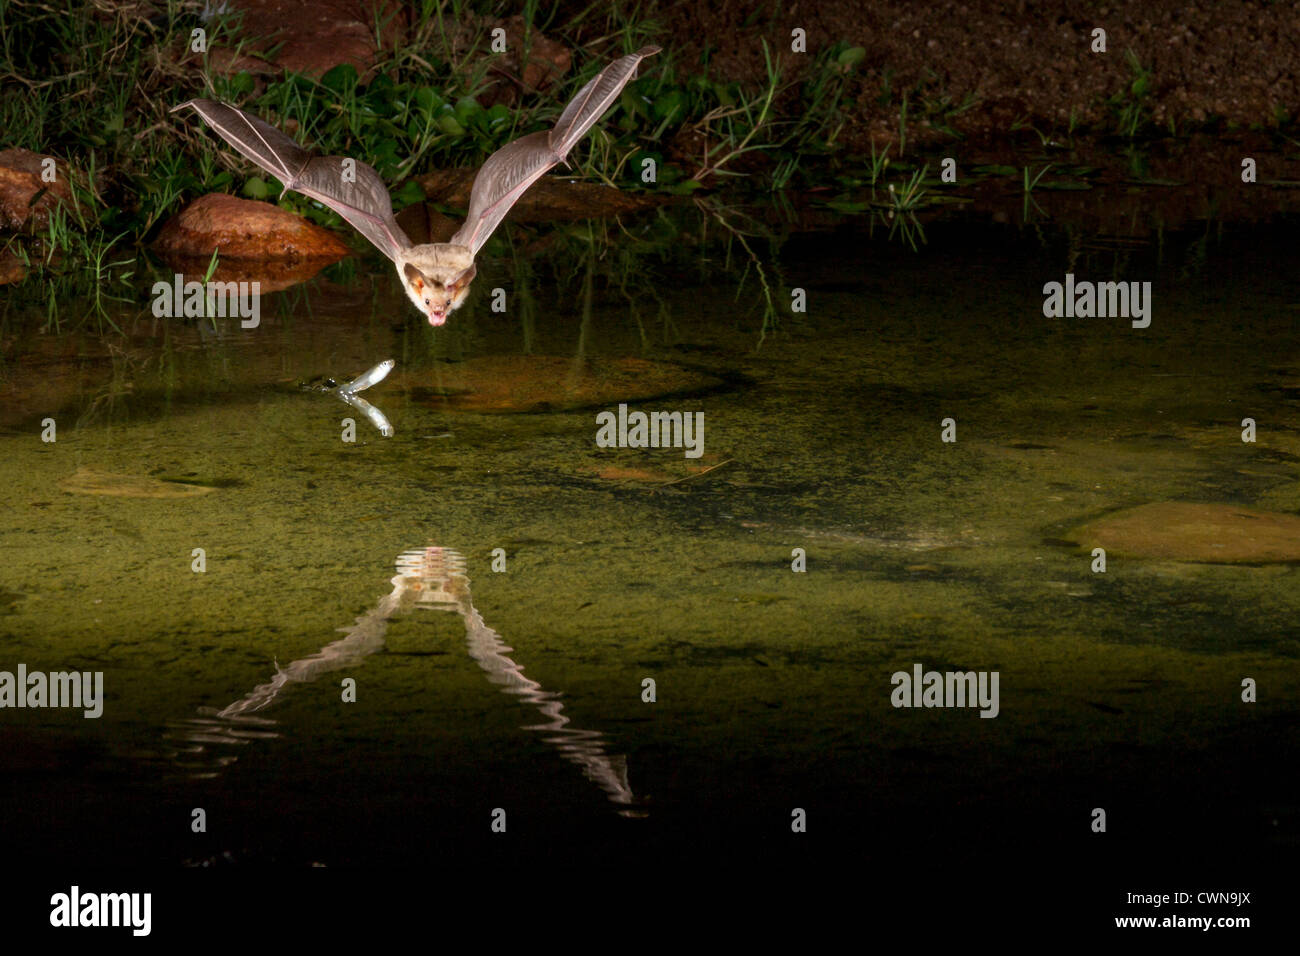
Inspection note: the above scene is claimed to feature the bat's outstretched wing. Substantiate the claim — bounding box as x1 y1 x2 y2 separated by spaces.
172 98 413 262
449 45 661 255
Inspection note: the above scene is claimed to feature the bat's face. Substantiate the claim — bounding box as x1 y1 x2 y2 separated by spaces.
401 245 476 326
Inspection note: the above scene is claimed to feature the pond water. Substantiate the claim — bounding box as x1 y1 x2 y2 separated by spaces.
2 208 1297 889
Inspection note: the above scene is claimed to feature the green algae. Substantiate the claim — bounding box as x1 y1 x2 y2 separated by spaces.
2 222 1299 867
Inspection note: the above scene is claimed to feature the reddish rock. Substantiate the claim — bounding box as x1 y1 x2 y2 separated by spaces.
193 0 404 80
0 249 26 285
153 193 352 260
405 355 723 413
1069 502 1300 563
0 148 74 231
500 15 571 93
201 46 279 83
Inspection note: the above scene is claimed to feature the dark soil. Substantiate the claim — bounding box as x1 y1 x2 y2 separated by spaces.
651 0 1300 150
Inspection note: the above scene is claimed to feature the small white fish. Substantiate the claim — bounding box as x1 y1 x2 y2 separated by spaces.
339 359 394 396
338 392 394 438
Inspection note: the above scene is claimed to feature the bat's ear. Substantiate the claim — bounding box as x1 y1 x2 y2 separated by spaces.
403 262 428 292
451 264 477 291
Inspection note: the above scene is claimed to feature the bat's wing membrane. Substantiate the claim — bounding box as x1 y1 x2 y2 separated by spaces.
450 45 660 255
172 99 413 262
448 132 560 256
551 45 660 155
292 157 412 262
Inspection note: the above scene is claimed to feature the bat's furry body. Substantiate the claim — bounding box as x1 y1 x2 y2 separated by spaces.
173 46 660 325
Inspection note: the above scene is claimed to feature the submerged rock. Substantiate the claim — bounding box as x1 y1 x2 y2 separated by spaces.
578 457 731 485
411 356 725 413
59 469 218 499
1068 502 1300 563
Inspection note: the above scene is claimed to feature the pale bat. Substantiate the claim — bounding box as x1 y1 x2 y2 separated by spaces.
172 46 660 325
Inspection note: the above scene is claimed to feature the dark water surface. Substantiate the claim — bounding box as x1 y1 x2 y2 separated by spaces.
2 214 1297 896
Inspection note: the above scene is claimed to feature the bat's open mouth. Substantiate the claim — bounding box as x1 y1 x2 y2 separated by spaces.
428 310 447 326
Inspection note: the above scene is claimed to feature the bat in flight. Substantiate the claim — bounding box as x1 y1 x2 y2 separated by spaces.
172 45 660 326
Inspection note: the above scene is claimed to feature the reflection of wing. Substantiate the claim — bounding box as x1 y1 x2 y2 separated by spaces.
172 99 413 262
450 45 661 255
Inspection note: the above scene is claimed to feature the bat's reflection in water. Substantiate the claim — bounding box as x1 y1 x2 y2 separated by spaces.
164 547 644 816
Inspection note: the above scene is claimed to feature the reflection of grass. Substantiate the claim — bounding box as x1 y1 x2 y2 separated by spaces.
1023 164 1052 193
820 159 939 223
695 198 781 346
30 163 135 335
468 199 785 349
887 164 929 213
